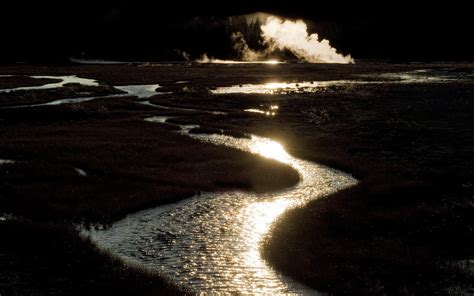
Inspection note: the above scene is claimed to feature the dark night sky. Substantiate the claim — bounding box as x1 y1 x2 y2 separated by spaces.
1 1 472 62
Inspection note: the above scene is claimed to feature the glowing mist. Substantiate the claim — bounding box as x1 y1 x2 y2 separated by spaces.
261 16 354 64
198 16 354 64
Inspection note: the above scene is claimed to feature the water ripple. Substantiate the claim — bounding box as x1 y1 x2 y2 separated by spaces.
87 119 357 294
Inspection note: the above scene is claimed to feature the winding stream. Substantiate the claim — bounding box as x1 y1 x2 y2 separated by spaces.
87 116 357 294
0 75 357 293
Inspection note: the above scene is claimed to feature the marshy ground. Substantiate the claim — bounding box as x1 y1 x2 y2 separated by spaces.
0 62 473 295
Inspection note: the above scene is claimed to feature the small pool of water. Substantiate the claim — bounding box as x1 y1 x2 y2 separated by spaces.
1 76 170 108
140 101 227 115
212 80 351 94
245 105 279 116
74 168 87 177
0 159 15 165
115 84 164 99
211 70 467 94
0 75 99 93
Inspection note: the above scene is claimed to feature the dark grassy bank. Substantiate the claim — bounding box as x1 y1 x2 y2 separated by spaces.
0 83 125 107
262 180 473 294
255 82 474 294
0 76 61 90
0 102 299 223
0 221 183 296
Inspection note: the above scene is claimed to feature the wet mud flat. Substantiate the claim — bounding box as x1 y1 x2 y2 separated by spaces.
0 62 473 294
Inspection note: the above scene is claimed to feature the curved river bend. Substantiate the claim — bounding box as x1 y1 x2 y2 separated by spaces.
1 74 358 294
87 117 357 294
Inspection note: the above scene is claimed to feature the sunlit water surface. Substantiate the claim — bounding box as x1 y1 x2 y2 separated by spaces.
0 75 99 93
0 159 15 165
212 69 467 94
115 84 164 99
197 58 283 65
87 117 357 294
245 105 279 116
0 75 167 108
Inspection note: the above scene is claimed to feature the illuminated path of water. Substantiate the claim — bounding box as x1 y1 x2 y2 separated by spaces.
0 74 357 293
0 75 165 108
87 116 357 294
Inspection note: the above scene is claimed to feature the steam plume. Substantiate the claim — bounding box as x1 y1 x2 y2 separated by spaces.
195 15 354 64
261 17 353 64
231 32 263 61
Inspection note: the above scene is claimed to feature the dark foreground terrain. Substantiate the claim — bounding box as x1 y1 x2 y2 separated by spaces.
0 62 473 295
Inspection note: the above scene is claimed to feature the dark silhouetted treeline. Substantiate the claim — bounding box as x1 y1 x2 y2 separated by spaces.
171 16 266 60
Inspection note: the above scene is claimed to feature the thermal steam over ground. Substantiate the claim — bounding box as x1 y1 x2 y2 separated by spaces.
196 15 354 64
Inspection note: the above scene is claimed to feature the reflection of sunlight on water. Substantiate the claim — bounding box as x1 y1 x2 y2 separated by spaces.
242 199 293 269
212 70 468 95
0 75 99 93
265 60 281 65
266 82 290 89
88 117 356 294
212 81 337 94
250 139 291 164
244 108 266 114
0 159 15 165
115 84 162 99
197 58 282 65
0 75 170 108
244 105 279 116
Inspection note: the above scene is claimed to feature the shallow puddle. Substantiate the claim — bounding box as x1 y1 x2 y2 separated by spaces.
74 168 87 177
211 70 467 95
0 75 99 93
245 105 279 116
1 76 169 108
212 80 351 94
115 84 164 99
140 101 227 115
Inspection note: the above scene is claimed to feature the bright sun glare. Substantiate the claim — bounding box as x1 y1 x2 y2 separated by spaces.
263 60 280 65
242 199 294 268
251 139 290 163
265 82 288 89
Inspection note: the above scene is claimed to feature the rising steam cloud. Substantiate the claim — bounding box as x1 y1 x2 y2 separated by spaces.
261 17 353 64
231 32 263 61
198 16 354 64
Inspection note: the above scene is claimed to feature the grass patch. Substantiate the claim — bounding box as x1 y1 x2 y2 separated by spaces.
0 221 185 295
0 75 61 89
0 84 125 107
